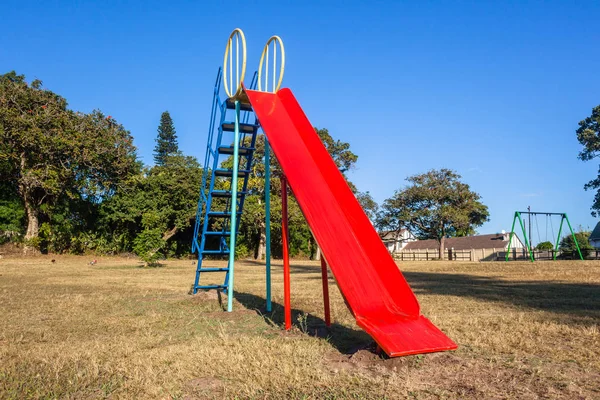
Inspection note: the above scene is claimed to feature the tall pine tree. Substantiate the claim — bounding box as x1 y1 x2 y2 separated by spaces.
154 111 179 165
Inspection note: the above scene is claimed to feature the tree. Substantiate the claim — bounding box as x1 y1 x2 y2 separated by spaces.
576 105 600 216
99 154 202 261
0 72 139 250
355 191 378 223
559 231 593 257
377 169 490 259
154 111 178 166
536 241 554 251
315 128 358 174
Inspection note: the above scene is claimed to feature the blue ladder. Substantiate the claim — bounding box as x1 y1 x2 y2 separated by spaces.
192 68 259 294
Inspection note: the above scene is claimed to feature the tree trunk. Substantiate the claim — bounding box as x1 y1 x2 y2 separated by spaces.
439 236 445 260
21 193 40 255
162 226 178 241
19 152 40 254
24 198 39 241
256 221 266 260
315 245 321 261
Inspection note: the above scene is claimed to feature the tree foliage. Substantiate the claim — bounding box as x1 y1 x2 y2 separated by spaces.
99 154 202 259
355 191 378 223
154 111 178 166
1 72 371 262
0 71 139 248
377 169 489 258
577 105 600 216
0 183 24 244
559 231 593 253
535 241 554 250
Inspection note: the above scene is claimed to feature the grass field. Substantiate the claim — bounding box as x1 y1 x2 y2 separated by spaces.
0 256 599 399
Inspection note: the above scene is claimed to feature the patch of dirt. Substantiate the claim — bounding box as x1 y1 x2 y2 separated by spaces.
189 290 220 302
183 376 224 399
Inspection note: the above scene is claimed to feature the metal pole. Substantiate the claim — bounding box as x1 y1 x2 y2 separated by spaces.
320 257 331 327
517 212 534 262
564 213 584 260
281 175 291 330
527 206 531 244
528 206 533 260
265 140 272 312
505 212 518 261
553 216 565 261
226 100 241 312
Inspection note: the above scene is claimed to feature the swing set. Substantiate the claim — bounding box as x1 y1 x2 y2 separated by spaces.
505 210 584 261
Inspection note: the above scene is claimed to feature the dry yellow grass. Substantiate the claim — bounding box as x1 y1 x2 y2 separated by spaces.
0 255 599 399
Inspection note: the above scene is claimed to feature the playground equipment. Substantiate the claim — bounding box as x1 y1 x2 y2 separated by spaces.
191 29 457 357
505 209 583 261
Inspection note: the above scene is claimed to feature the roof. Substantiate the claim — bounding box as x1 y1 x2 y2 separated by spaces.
590 222 600 240
403 233 521 251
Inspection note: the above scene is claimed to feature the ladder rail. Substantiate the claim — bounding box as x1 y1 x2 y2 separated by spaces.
193 68 222 253
193 69 261 295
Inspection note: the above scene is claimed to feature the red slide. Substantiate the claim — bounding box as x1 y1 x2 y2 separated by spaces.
245 88 457 357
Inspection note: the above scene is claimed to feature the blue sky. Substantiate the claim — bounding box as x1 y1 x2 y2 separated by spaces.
2 1 600 241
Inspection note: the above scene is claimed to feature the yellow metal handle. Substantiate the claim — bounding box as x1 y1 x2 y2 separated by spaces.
258 36 285 93
223 28 247 98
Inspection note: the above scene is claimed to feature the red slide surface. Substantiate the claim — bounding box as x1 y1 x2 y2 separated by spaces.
245 88 457 357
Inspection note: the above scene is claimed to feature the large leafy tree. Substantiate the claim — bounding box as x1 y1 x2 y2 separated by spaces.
153 111 178 166
99 154 202 261
377 169 489 258
576 105 600 216
0 72 138 249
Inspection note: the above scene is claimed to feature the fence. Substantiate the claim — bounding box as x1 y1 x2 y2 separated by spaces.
395 249 473 261
395 248 600 262
497 249 600 261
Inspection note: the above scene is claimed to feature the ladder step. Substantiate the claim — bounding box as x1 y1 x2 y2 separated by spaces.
211 190 247 198
222 122 258 134
214 169 251 177
225 98 253 111
197 267 229 272
201 249 230 255
204 231 232 236
207 211 242 218
195 285 228 290
217 146 254 156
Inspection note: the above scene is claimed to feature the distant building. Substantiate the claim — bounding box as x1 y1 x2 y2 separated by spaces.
401 231 525 261
379 229 416 253
589 222 600 249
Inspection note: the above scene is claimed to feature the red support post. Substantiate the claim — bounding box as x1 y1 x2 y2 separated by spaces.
320 257 331 327
281 176 292 330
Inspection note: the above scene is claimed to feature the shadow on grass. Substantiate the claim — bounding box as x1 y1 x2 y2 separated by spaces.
233 291 373 355
291 264 599 321
401 272 600 319
239 260 321 275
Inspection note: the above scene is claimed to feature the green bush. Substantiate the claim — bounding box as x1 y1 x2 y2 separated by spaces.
133 229 165 265
235 243 250 260
535 241 554 250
